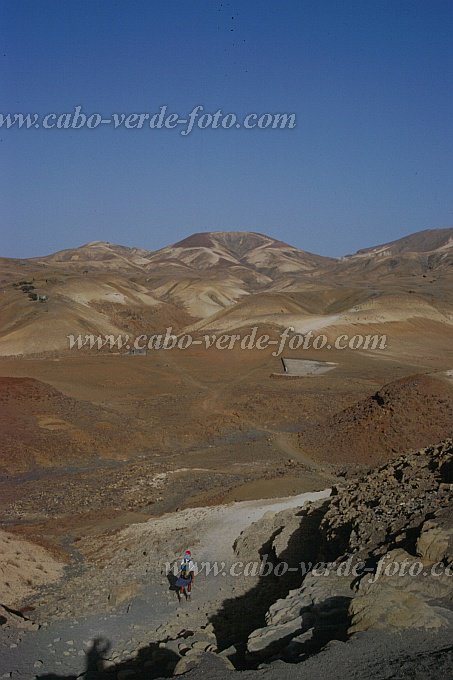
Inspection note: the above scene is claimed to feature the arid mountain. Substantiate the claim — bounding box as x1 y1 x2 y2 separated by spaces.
333 227 453 284
147 231 333 275
31 232 333 278
1 228 453 354
352 227 453 257
32 241 155 273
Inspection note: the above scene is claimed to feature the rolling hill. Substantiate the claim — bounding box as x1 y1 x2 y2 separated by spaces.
298 373 453 466
0 228 452 355
0 376 152 474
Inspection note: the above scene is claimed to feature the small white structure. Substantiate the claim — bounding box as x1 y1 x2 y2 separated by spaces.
280 357 337 376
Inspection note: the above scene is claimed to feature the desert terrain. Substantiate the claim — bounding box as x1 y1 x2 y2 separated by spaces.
0 228 452 678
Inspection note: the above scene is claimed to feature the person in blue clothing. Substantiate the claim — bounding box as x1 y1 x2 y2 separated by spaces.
175 549 195 601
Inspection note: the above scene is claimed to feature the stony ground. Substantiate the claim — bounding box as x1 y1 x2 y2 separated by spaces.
0 491 329 678
227 440 453 670
1 442 452 679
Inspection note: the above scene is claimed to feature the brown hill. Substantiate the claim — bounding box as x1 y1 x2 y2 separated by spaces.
1 228 453 355
298 374 453 466
32 241 155 272
0 377 150 474
354 227 453 256
155 231 333 273
0 271 194 355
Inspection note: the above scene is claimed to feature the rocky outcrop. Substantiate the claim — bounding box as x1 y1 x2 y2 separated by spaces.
174 650 234 675
0 604 38 630
349 585 450 633
417 519 453 564
104 440 452 676
240 440 453 662
319 440 453 562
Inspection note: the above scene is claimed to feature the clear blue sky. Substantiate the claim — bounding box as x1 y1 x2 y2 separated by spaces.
1 0 452 258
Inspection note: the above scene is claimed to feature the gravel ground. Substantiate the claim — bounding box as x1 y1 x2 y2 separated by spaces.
0 490 329 678
178 628 453 680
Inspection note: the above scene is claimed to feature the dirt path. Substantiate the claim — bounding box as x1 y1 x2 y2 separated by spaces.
270 431 335 475
192 488 330 562
0 489 330 678
178 364 333 479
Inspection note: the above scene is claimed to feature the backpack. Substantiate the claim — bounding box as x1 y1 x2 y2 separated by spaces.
180 559 191 579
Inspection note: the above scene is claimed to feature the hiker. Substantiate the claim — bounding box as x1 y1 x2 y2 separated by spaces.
175 549 195 600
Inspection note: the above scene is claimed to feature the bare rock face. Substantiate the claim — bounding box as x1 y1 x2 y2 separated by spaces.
357 548 453 601
0 604 38 630
247 616 305 655
174 650 234 675
349 585 450 632
417 519 453 564
243 440 453 662
271 510 308 561
233 508 299 562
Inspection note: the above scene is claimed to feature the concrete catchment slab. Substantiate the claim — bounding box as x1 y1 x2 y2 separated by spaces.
273 357 338 377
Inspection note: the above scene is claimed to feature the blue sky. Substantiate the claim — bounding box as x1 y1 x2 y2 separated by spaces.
1 0 452 258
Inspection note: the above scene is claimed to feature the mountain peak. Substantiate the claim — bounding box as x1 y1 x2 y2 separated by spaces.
354 227 453 257
171 231 293 257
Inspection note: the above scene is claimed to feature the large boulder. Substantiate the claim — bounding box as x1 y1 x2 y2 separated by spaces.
417 519 453 564
174 650 234 675
247 615 305 655
349 584 450 633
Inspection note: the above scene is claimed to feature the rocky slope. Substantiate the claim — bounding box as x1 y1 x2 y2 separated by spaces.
1 442 452 678
152 440 453 677
231 440 452 663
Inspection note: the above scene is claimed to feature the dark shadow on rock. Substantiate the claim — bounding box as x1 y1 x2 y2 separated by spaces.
209 502 330 668
38 636 180 680
439 457 453 483
283 595 352 663
38 674 77 680
1 603 33 620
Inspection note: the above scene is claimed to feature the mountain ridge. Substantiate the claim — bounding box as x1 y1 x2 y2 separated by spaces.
1 227 453 355
17 226 453 264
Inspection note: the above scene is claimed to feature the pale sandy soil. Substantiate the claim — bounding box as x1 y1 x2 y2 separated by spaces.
0 530 64 607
